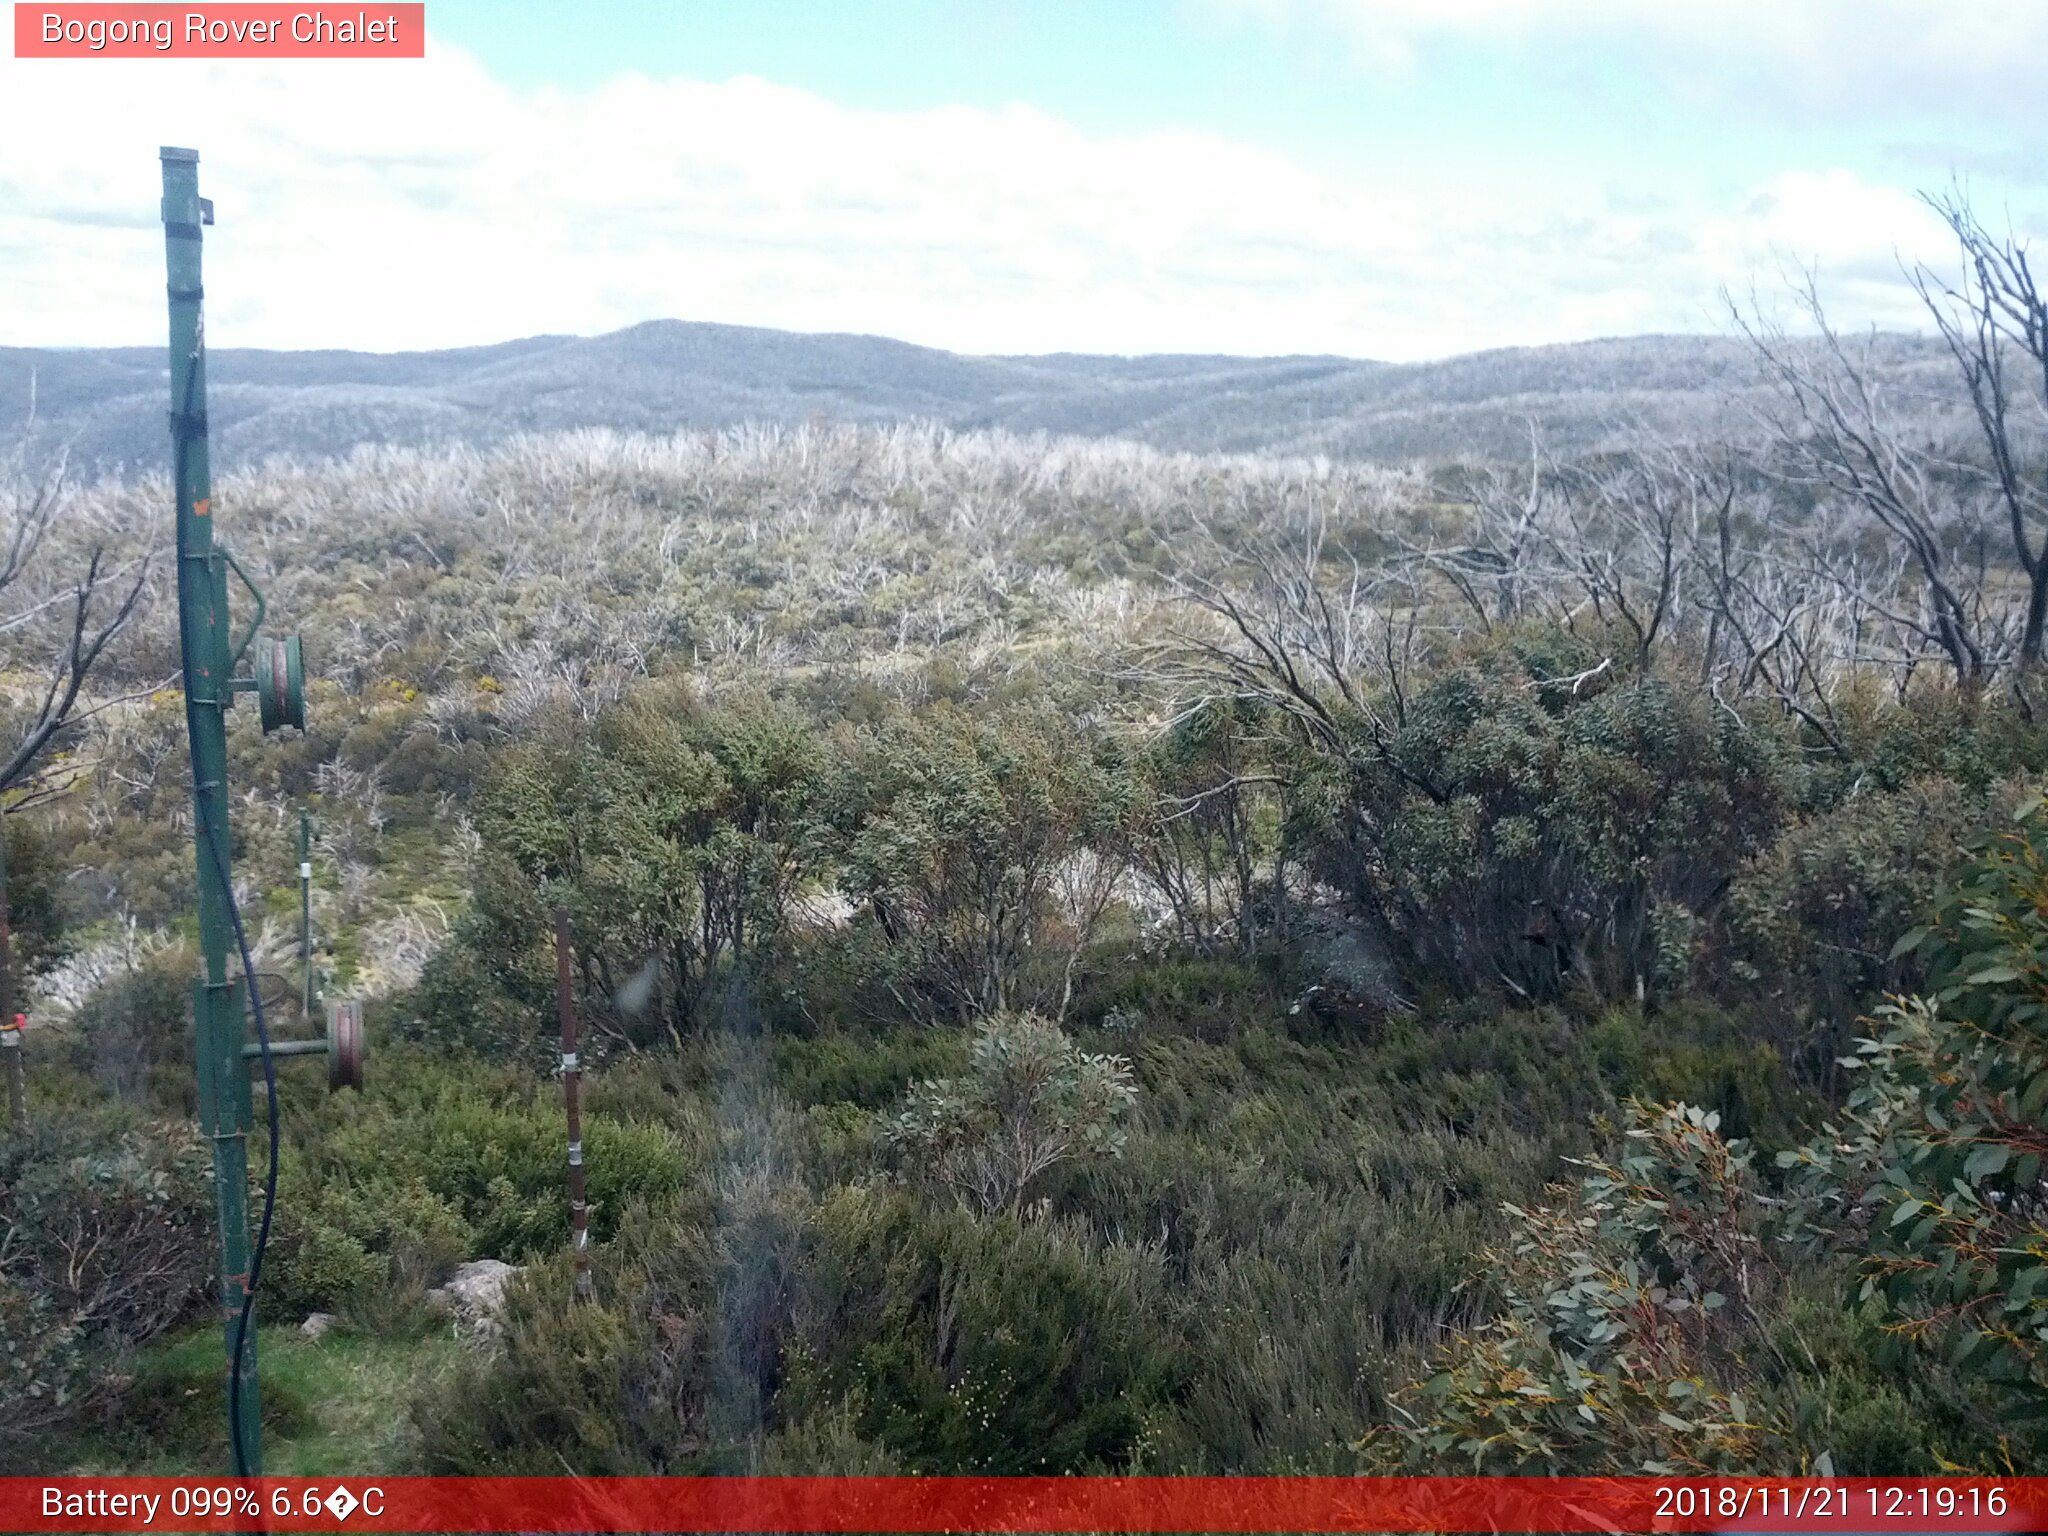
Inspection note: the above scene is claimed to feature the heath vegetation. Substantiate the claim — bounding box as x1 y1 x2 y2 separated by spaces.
4 188 2048 1475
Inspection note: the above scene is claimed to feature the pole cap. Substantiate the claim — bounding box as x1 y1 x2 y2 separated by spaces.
160 146 200 163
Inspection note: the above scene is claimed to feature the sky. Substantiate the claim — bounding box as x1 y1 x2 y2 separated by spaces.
2 0 2045 360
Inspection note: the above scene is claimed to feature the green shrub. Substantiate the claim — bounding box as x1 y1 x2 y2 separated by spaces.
264 1176 471 1322
1294 634 1792 1004
263 1219 385 1324
822 703 1139 1020
3 812 69 980
1129 699 1279 957
418 1184 802 1474
415 1252 674 1474
395 919 550 1066
0 1108 212 1447
258 1048 689 1329
1367 1101 1792 1474
57 957 194 1112
1759 1293 1991 1475
785 1185 1182 1473
0 1280 92 1450
1583 1001 1815 1147
420 1175 1186 1476
1841 681 2048 797
754 1405 905 1473
882 1013 1136 1216
319 1094 689 1261
772 1028 964 1110
463 687 826 1046
1778 793 2048 1418
1727 777 1999 1079
1081 955 1275 1043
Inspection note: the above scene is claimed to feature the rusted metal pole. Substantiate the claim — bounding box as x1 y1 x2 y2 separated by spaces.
1 818 21 1135
299 811 314 1019
554 907 594 1303
0 1019 19 1134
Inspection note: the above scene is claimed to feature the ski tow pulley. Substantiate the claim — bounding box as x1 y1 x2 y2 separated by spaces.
254 632 306 733
326 1000 365 1091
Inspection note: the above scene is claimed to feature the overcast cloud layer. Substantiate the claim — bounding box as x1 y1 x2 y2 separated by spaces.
1224 0 2048 131
0 2 2040 359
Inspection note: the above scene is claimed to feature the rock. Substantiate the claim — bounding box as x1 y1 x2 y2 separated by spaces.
299 1312 338 1340
444 1258 519 1312
426 1258 522 1338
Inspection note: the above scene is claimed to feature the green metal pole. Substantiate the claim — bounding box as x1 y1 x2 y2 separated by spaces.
161 145 263 1477
300 811 313 1018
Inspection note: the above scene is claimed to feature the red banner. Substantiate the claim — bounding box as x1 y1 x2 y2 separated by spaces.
2 1477 2044 1534
12 4 425 58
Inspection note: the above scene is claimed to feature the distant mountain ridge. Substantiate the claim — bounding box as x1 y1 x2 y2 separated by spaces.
0 319 1954 476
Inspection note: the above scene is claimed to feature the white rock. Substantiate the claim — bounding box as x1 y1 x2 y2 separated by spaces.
299 1312 338 1340
426 1258 522 1337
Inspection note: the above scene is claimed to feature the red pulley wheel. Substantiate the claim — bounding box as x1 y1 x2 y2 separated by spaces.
326 999 365 1091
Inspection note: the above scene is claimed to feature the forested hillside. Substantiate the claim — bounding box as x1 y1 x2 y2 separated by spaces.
0 324 1957 475
5 206 2048 1474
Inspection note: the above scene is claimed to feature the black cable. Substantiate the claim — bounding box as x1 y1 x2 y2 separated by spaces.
206 814 280 1482
172 349 279 1480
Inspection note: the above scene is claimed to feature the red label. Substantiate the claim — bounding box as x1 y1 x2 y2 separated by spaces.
13 3 425 57
0 1477 2043 1534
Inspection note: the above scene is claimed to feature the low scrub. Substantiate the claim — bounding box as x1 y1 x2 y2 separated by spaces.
0 1107 212 1448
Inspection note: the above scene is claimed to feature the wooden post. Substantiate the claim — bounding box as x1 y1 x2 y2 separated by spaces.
554 907 594 1302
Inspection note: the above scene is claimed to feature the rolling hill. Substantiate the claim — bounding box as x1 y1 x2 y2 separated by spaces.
0 319 1953 476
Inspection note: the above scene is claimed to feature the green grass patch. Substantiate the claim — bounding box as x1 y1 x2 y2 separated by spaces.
30 1324 464 1476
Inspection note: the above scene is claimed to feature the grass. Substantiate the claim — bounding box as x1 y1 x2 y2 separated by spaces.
31 1324 465 1476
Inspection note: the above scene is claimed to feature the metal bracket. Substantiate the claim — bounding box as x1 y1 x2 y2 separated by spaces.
238 998 364 1091
220 547 267 670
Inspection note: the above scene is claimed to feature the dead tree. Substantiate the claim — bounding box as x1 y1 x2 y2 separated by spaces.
1159 515 1432 791
1403 423 1559 633
1733 276 1991 684
1542 442 1711 676
1733 187 2048 688
0 447 154 806
1692 490 1859 756
1910 187 2048 670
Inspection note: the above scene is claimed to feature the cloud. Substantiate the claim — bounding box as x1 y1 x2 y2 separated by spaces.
0 41 2006 359
1206 0 2048 129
